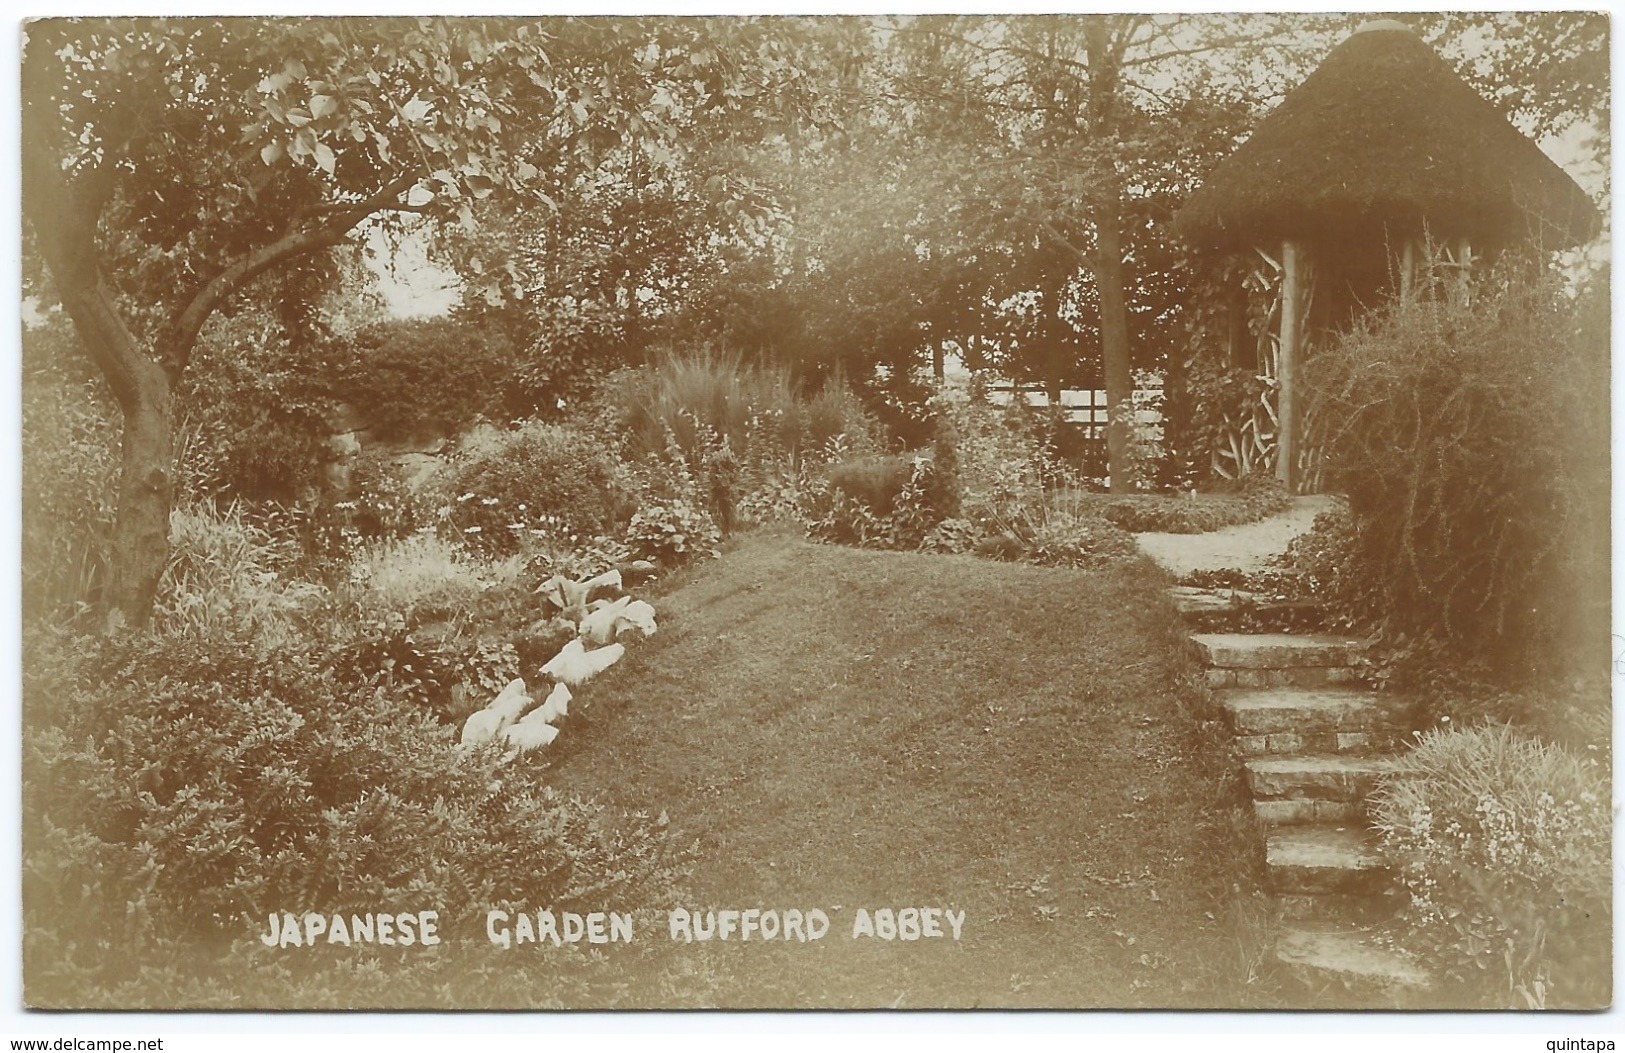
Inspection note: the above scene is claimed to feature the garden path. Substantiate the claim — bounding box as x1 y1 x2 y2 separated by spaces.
1153 494 1432 1004
1133 495 1339 576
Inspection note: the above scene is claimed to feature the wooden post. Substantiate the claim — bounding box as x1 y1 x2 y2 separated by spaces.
1276 240 1303 491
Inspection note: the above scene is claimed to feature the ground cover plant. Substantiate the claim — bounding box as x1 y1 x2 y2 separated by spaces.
1371 725 1610 1009
1080 472 1290 534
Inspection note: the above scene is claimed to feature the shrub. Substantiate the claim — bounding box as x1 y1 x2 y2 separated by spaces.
22 321 119 620
1304 260 1608 681
284 455 436 583
973 500 1140 570
435 421 635 557
23 626 686 1006
334 316 531 442
624 498 721 568
825 455 912 513
600 352 880 538
606 350 875 468
931 382 1075 522
345 531 525 626
1371 725 1610 1008
178 311 336 501
803 456 943 551
152 503 326 652
926 411 964 520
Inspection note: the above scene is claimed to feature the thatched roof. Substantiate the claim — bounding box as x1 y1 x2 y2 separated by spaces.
1175 22 1602 251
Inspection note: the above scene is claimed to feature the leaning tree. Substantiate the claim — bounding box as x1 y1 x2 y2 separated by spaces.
22 16 763 627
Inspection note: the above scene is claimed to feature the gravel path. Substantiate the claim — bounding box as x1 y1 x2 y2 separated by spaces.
1134 495 1342 577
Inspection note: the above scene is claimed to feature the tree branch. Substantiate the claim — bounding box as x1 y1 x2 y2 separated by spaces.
161 172 422 375
1034 217 1096 275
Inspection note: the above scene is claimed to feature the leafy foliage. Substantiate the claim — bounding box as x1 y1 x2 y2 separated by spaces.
178 312 337 501
333 316 533 442
22 320 119 620
23 624 686 1007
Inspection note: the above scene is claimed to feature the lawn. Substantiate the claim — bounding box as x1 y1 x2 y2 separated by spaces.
544 529 1271 1008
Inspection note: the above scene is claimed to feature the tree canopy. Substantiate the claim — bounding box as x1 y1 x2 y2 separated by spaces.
22 13 1608 626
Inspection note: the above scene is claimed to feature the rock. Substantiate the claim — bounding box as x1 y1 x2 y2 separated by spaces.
458 707 507 749
534 682 571 724
541 639 626 686
613 599 657 639
501 710 561 755
487 678 531 723
580 596 634 645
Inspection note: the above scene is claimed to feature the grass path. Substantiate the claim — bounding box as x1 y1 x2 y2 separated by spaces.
546 531 1265 1008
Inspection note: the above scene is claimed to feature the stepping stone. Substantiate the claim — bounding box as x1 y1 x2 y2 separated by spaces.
1246 754 1394 801
1191 633 1369 669
1266 825 1387 894
1275 927 1431 992
1222 688 1407 735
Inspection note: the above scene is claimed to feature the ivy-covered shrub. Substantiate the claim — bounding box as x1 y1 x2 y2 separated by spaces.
1372 725 1610 1009
1304 262 1608 683
23 625 686 1006
434 421 636 557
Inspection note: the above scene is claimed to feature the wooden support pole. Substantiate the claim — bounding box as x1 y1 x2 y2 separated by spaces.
1276 240 1303 491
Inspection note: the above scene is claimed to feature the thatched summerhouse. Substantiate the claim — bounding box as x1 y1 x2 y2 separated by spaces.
1175 19 1602 490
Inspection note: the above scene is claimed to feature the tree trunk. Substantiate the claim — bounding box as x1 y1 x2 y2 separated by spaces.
57 281 177 630
1095 202 1133 493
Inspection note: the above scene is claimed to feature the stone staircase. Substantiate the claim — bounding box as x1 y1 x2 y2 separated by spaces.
1179 608 1432 1001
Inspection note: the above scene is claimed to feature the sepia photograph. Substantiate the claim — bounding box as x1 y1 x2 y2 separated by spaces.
15 9 1613 1016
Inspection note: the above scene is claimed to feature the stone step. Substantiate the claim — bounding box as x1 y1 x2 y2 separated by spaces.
1206 666 1365 689
1222 687 1408 736
1236 729 1385 757
1275 889 1401 927
1254 797 1366 827
1168 585 1271 614
1246 754 1395 802
1266 825 1388 894
1275 927 1431 993
1191 633 1370 670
